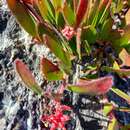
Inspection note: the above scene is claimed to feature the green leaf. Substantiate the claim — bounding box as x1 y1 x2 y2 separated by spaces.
44 36 72 74
111 88 130 104
116 107 130 112
103 103 114 116
113 61 120 70
51 0 62 12
36 0 55 22
102 66 130 77
15 59 43 95
67 76 113 95
92 0 112 26
7 0 37 36
121 124 130 130
36 0 48 19
37 22 73 57
84 40 91 55
87 0 100 25
63 1 76 26
103 103 130 116
108 115 119 130
82 25 97 44
56 12 65 28
113 25 130 47
40 57 64 81
37 22 56 41
99 18 113 40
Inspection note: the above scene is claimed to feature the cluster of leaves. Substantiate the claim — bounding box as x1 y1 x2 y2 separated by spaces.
7 0 130 129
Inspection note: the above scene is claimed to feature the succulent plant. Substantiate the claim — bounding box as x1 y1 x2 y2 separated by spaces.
7 0 130 129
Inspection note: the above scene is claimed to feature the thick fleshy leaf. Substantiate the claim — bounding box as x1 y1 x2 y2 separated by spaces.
36 0 55 22
103 103 114 116
119 48 130 66
37 22 72 54
111 88 130 104
102 66 130 77
108 115 119 130
103 103 130 115
52 0 62 12
15 59 43 95
37 22 56 41
7 0 37 36
62 1 76 26
113 61 120 70
44 35 72 74
40 57 64 81
35 0 48 20
75 0 88 27
67 76 113 95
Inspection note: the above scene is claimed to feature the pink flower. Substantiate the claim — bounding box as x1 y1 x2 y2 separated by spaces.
61 26 75 40
41 102 71 130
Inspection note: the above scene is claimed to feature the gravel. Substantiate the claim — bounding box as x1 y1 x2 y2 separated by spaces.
1 1 130 130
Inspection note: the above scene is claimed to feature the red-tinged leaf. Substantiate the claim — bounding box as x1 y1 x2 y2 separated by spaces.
73 0 79 12
40 57 64 81
67 76 113 95
22 0 33 4
108 114 119 130
75 0 88 27
7 0 37 36
76 28 82 59
15 59 42 95
119 48 130 66
111 88 130 104
44 35 72 74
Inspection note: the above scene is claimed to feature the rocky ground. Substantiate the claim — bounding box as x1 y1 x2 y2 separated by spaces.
1 1 130 130
0 1 50 129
